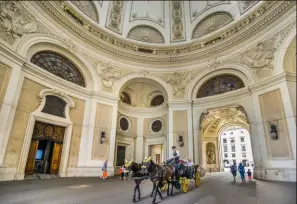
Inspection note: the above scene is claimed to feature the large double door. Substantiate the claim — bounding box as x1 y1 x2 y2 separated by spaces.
25 122 65 175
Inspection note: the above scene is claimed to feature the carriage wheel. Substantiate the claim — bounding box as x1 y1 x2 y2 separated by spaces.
161 182 168 191
195 171 201 187
180 177 188 193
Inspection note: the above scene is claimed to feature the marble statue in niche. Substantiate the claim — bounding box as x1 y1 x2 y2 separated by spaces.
206 142 216 164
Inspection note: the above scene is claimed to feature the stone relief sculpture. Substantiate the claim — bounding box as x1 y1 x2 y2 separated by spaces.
206 142 216 164
97 62 121 90
241 35 281 76
164 72 193 97
0 1 37 44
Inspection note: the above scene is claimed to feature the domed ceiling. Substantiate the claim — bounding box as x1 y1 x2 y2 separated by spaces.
70 1 258 45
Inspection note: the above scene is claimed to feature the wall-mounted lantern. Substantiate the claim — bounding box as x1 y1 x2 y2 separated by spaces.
269 123 278 140
178 133 184 147
100 129 107 144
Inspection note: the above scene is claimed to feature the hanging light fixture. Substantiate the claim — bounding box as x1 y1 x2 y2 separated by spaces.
100 129 107 144
269 123 278 140
178 132 184 147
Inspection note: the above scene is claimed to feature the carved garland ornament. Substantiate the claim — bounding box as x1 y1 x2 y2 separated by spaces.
71 1 99 23
106 1 125 34
0 1 37 44
171 1 185 42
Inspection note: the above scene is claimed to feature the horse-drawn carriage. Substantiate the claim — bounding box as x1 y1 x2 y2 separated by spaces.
124 157 205 203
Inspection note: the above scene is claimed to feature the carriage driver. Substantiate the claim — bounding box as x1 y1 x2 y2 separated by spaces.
166 146 180 164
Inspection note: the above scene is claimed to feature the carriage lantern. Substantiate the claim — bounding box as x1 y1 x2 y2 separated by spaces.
269 123 278 140
178 135 184 147
100 129 107 144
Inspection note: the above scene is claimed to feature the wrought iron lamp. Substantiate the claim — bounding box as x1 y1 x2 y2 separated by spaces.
178 134 184 147
100 129 107 144
269 123 278 140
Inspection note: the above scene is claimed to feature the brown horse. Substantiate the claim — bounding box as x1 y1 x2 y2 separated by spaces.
141 157 163 199
150 161 176 204
125 159 144 202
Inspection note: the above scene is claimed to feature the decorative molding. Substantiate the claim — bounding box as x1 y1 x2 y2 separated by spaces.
39 89 75 108
71 1 99 23
129 1 165 27
35 1 294 63
190 1 231 23
170 1 186 42
127 25 164 43
0 1 37 44
105 1 125 34
192 12 233 39
239 1 258 15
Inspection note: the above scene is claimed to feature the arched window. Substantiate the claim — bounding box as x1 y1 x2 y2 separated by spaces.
120 92 131 105
151 95 164 107
197 75 244 98
42 95 67 118
30 51 86 87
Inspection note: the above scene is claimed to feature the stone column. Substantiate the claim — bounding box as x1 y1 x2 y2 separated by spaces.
135 117 144 163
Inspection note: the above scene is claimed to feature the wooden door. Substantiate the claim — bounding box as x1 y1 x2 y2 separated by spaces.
50 143 63 174
156 154 161 164
25 141 39 175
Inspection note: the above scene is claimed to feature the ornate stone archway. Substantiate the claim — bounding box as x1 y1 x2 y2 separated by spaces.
199 105 249 171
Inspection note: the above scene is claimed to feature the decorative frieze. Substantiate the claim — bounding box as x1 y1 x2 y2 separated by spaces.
127 25 164 43
71 1 99 23
170 1 186 42
35 1 294 63
106 1 125 34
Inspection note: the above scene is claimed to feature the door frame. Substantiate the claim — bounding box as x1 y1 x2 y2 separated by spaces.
15 89 75 180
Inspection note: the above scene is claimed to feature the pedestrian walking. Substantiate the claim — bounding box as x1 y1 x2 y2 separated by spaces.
238 162 245 182
120 165 124 180
247 169 252 182
101 159 108 179
230 162 237 181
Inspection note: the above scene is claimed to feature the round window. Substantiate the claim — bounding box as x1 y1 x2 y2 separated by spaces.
151 120 162 132
120 117 129 131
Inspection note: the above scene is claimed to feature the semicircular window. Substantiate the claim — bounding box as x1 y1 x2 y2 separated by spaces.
30 51 85 87
119 117 129 131
151 95 164 107
120 92 131 105
42 95 66 118
197 75 245 98
151 120 163 133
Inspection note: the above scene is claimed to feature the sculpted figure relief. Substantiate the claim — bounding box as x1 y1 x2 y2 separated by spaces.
0 1 37 44
206 142 216 164
97 62 120 89
241 34 282 76
165 72 193 97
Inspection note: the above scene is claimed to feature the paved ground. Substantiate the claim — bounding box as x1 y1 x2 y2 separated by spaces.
0 172 295 204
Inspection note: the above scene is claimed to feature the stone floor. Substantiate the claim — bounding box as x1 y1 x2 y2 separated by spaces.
0 172 295 204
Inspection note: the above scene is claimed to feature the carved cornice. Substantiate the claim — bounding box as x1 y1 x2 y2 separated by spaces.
34 1 295 63
118 101 168 118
